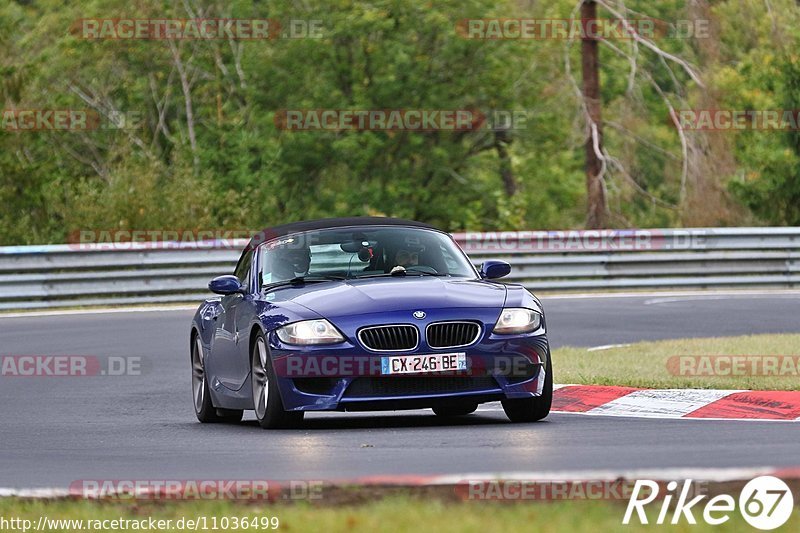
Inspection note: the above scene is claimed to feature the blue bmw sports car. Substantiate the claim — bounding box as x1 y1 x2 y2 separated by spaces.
190 217 552 428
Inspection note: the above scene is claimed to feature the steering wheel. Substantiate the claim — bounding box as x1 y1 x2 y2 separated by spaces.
406 265 438 274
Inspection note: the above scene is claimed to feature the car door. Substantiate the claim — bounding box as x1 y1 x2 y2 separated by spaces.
209 249 254 391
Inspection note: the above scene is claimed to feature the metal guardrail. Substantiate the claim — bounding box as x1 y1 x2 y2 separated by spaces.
0 227 797 310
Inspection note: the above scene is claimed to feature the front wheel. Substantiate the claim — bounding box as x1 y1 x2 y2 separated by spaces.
192 334 243 424
251 332 304 429
501 356 552 423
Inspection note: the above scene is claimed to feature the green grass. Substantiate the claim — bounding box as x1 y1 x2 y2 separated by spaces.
554 333 800 390
2 497 797 533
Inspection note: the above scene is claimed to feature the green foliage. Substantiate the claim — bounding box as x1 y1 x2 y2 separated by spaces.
1 0 799 244
727 54 800 224
711 0 800 224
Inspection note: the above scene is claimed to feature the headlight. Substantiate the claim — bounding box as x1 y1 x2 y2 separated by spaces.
493 308 542 334
276 319 345 345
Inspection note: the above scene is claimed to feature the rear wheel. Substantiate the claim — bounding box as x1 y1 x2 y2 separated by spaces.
432 403 478 417
501 356 552 423
251 332 304 429
192 334 243 423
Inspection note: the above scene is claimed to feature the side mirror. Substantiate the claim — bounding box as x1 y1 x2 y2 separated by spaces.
480 260 511 280
208 275 245 295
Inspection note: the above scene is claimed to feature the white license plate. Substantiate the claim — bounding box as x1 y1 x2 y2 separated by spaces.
380 353 467 375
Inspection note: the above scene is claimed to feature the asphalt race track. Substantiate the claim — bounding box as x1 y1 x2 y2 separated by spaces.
1 292 799 488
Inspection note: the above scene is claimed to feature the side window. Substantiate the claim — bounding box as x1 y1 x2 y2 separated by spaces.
234 249 253 289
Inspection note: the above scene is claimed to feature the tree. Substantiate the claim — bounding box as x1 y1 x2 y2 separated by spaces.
581 0 608 228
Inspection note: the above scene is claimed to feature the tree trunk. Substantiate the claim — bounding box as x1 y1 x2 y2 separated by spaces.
581 0 607 228
168 40 198 169
494 128 517 196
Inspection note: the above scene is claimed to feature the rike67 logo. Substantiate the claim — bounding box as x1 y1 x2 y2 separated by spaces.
623 476 794 530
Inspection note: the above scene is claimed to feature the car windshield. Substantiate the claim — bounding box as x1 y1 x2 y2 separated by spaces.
259 226 476 286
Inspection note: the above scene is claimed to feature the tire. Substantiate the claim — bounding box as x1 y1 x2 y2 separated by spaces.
251 331 304 429
192 334 243 424
432 403 478 417
501 355 553 423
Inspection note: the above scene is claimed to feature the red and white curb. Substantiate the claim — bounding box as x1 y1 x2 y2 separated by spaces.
478 385 800 421
351 466 800 486
2 466 800 499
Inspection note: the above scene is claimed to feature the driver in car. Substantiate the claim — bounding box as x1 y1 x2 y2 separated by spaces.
394 247 420 268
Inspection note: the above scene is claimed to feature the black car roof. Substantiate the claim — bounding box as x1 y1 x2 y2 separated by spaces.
246 217 441 250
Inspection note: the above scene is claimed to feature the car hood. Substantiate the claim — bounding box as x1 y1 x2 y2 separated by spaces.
268 277 507 318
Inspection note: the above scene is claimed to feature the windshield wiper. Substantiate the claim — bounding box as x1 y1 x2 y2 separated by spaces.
262 275 346 292
291 275 346 282
354 271 449 279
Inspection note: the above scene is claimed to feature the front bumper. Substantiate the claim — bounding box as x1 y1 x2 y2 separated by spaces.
269 332 550 412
